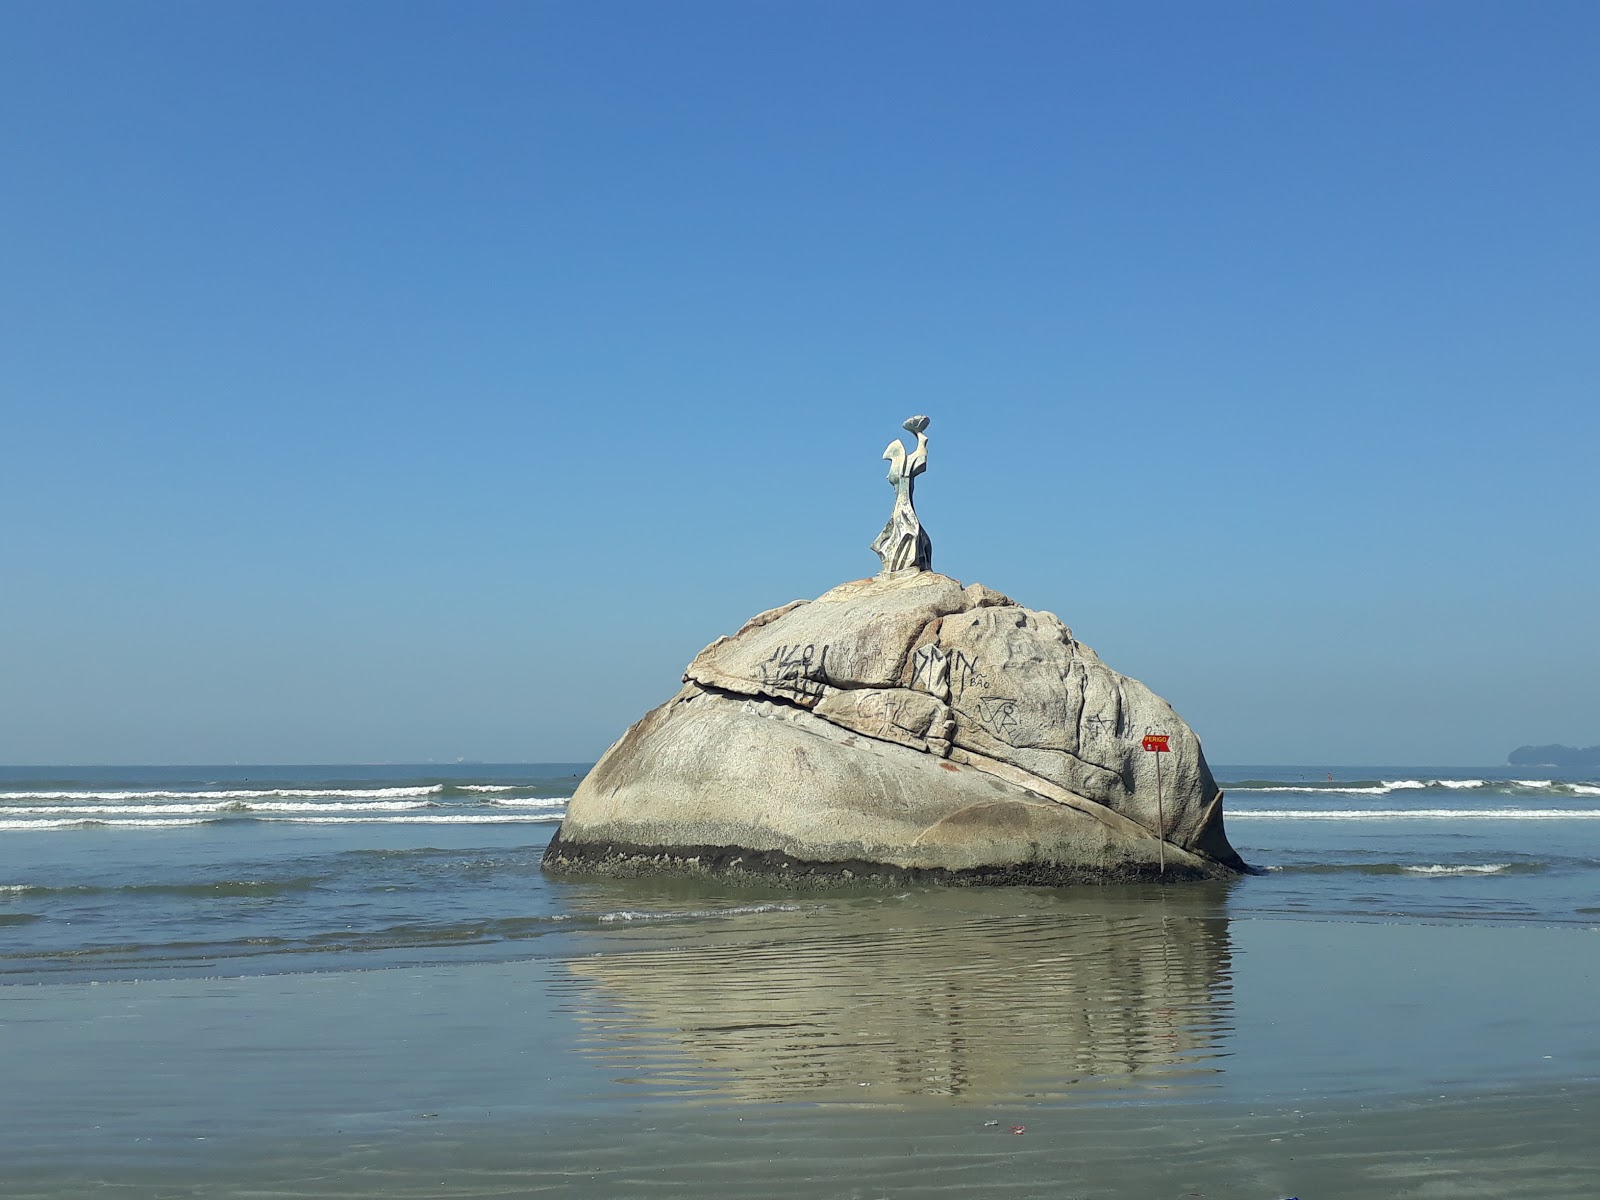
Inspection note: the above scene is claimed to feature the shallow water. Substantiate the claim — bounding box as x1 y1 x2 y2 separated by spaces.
2 763 1598 1196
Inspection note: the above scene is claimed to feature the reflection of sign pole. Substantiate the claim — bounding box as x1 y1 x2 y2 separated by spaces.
1141 734 1171 874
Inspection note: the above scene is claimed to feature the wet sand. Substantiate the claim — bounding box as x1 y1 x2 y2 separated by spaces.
8 1082 1600 1199
4 886 1597 1198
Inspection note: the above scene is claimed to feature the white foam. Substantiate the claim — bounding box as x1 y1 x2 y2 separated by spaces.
3 804 212 816
238 800 433 813
0 809 564 831
0 818 216 831
1234 785 1395 796
0 786 445 802
282 814 562 825
1229 778 1600 799
485 796 570 808
597 904 801 923
2 800 432 817
1403 863 1511 875
458 784 522 792
1229 808 1600 820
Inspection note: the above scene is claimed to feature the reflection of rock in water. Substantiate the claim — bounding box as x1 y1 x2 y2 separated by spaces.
557 889 1234 1104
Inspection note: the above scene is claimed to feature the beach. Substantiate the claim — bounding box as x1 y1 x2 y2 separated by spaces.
3 764 1597 1197
10 5 1598 1195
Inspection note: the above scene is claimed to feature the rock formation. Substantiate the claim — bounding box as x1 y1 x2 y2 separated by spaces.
544 417 1246 885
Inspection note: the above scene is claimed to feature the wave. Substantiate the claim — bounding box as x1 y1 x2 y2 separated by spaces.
283 813 563 825
1235 785 1396 796
0 910 603 971
0 876 325 899
0 785 446 803
1264 861 1540 876
0 811 565 832
597 904 803 923
1227 778 1600 798
1 800 435 817
484 796 571 808
0 818 217 830
1230 808 1600 820
458 784 522 792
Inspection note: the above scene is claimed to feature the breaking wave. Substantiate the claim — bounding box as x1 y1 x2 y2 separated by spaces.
1264 861 1542 876
0 786 445 803
0 810 566 832
1230 808 1600 820
283 814 562 825
597 904 804 923
0 876 326 898
1 800 434 817
1227 779 1600 798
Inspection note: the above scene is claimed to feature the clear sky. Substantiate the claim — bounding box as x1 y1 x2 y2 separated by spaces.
3 1 1596 766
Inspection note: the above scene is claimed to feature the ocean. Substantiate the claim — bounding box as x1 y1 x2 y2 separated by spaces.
3 763 1598 1198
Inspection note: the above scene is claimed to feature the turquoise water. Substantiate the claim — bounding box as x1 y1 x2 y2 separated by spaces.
2 763 1598 1197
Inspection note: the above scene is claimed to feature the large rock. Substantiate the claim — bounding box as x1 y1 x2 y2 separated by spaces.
544 571 1246 884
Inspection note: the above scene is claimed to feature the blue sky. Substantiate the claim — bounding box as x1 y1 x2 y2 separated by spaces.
3 1 1596 766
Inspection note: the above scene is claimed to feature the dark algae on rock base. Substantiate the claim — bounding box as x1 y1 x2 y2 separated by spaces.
544 417 1246 885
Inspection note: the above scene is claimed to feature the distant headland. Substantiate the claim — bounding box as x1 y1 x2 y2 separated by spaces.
1508 744 1600 768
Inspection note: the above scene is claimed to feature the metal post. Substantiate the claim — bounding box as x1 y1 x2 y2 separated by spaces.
1154 746 1166 875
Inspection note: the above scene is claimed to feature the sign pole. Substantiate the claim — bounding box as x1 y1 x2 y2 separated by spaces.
1140 733 1171 876
1154 747 1166 875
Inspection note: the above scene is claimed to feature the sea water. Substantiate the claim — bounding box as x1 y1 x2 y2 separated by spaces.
2 763 1597 1197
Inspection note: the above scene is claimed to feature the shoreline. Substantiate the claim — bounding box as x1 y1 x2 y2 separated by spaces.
5 906 1598 1197
4 763 1597 1198
9 1077 1599 1199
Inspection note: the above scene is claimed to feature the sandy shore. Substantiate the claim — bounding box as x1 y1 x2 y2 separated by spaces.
8 1079 1599 1198
5 891 1597 1198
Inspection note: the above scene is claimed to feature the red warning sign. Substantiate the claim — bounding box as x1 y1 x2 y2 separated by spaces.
1141 734 1171 753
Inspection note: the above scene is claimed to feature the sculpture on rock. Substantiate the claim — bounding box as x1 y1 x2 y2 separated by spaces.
543 411 1248 887
870 415 932 574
